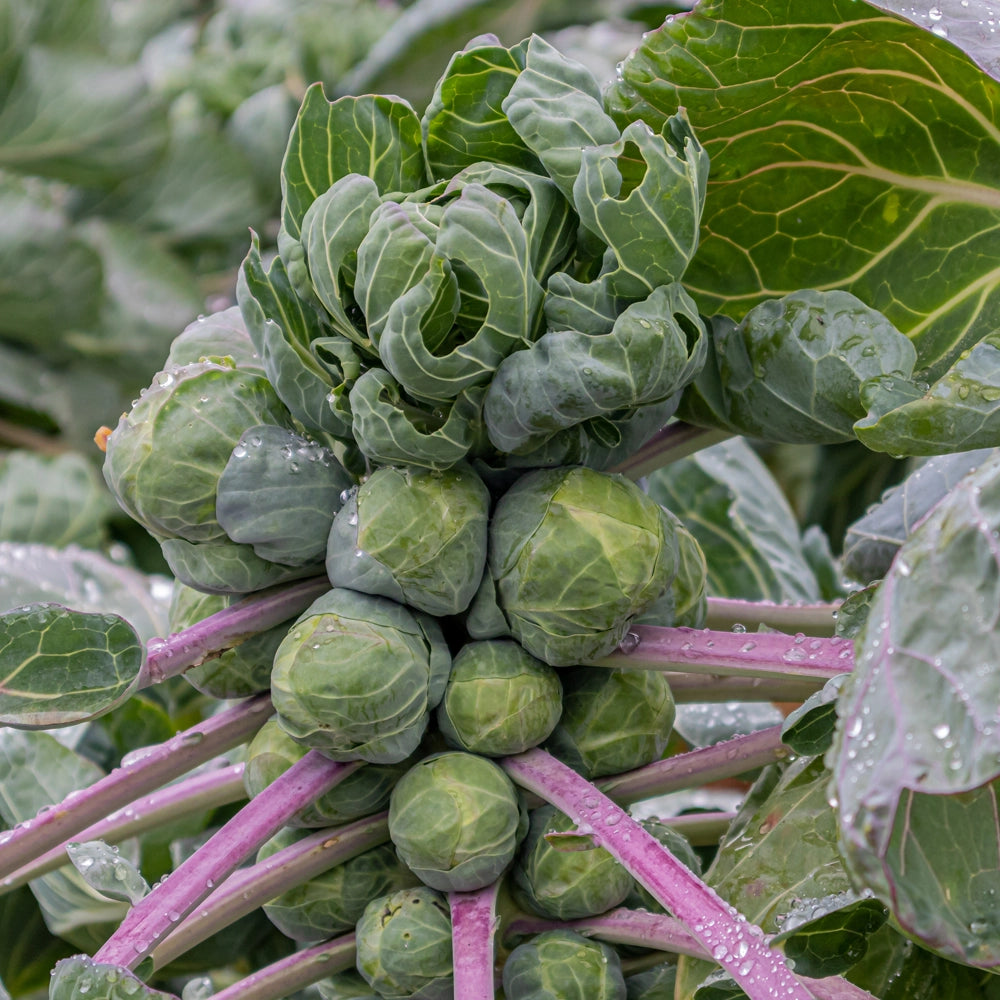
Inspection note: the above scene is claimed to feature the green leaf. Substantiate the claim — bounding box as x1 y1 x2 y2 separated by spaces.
0 46 166 186
280 84 425 242
0 885 75 996
842 448 994 584
422 36 539 180
66 841 150 905
0 453 116 550
855 332 1000 454
484 282 704 454
0 603 142 728
607 0 1000 380
831 451 1000 966
644 437 823 603
49 956 175 1000
780 674 848 756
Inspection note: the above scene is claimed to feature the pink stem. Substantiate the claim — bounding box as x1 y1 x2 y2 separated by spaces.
449 881 501 1000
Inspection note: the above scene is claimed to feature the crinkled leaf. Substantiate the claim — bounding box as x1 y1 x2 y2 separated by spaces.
831 452 1000 967
49 956 175 1000
238 232 357 438
780 674 848 756
843 448 994 584
484 282 705 453
66 841 149 905
502 33 619 202
379 184 545 400
674 756 871 998
280 84 425 241
0 453 116 550
0 603 142 728
607 0 1000 380
644 437 823 602
216 423 353 566
422 36 539 180
0 543 169 643
0 46 166 186
856 333 1000 455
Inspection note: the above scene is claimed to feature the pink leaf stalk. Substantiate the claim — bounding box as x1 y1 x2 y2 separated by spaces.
449 881 501 1000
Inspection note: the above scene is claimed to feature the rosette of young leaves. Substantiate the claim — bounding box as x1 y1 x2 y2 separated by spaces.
326 463 488 616
102 360 295 544
387 751 525 892
270 588 451 764
167 584 294 699
678 290 918 444
355 886 453 1000
483 282 705 455
436 639 563 756
501 929 626 1000
257 832 418 943
512 804 632 920
244 718 409 828
487 466 677 666
543 666 675 779
216 423 354 567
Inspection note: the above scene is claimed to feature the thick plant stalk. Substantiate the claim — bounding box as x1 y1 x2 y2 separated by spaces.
613 422 732 479
704 597 840 637
151 811 389 971
449 881 501 1000
139 575 329 687
94 751 359 969
0 694 272 880
595 625 854 682
2 763 246 892
209 933 356 1000
502 748 818 1000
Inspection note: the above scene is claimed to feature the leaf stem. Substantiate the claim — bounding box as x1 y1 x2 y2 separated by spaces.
138 575 329 687
152 812 389 971
93 751 358 969
666 672 824 703
0 694 272 881
704 597 840 637
594 625 854 683
449 881 501 1000
612 422 731 480
1 763 247 893
501 748 817 1000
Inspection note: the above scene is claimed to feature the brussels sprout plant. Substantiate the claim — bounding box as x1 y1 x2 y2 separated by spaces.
4 2 1000 1000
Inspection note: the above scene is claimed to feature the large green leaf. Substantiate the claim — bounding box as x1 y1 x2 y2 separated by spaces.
607 0 1000 380
831 451 1000 966
49 956 175 1000
0 604 142 728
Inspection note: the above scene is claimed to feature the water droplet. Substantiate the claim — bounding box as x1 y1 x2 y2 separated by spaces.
619 631 641 654
232 444 247 458
933 723 950 740
731 623 747 633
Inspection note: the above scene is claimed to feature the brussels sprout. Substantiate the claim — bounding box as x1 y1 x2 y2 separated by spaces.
512 804 632 920
103 360 295 544
624 961 677 999
488 466 677 665
326 463 489 616
543 666 675 778
436 640 562 756
167 584 293 699
244 717 409 827
270 588 451 764
622 818 701 914
316 969 380 1000
164 306 264 372
387 751 525 892
355 886 453 999
635 511 707 629
501 929 626 1000
257 830 419 942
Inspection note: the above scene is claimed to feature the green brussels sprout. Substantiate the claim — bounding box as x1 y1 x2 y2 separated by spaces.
543 666 675 778
256 830 419 942
244 717 409 827
387 751 525 892
624 961 677 999
164 306 264 372
316 969 380 999
168 584 293 699
326 463 489 616
270 588 451 764
501 929 626 1000
355 886 453 999
103 360 294 544
622 818 701 914
512 804 632 920
635 511 707 629
436 639 562 756
488 466 677 666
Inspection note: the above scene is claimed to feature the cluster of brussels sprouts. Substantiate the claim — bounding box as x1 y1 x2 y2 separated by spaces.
99 30 721 1000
